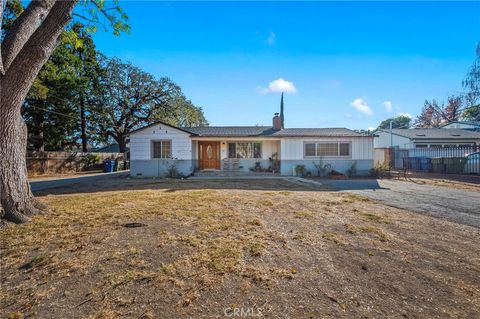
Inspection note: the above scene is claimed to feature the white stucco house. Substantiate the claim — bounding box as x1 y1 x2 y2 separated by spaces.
374 128 480 149
439 121 480 131
128 113 375 177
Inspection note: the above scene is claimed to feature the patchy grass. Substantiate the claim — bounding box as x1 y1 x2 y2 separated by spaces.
359 212 390 224
292 211 314 219
1 178 479 318
345 223 391 242
322 232 346 245
342 193 371 203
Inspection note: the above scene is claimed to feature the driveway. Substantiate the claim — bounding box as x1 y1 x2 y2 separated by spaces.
322 179 480 228
30 171 129 192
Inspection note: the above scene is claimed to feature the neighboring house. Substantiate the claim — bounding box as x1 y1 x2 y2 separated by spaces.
439 121 480 131
374 129 480 149
128 113 374 177
93 143 122 153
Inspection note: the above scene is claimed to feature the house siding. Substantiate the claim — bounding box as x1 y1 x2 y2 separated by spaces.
279 137 374 176
130 124 194 177
130 123 192 161
129 123 374 177
374 131 412 149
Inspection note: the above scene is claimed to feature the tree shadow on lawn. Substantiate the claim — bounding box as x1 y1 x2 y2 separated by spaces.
31 175 385 197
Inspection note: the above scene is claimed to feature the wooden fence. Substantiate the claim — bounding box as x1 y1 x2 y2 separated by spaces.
27 151 124 175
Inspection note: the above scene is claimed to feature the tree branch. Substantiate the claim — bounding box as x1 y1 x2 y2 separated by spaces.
0 0 5 76
1 0 56 72
1 0 79 111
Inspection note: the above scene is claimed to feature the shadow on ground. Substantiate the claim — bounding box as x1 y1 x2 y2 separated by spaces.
318 179 385 191
31 174 385 196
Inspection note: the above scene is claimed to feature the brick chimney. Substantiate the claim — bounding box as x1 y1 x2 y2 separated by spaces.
272 113 282 130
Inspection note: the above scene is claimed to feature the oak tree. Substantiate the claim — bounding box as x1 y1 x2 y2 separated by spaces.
0 0 128 223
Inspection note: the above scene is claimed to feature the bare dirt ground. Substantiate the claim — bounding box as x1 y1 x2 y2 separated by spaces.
1 178 479 318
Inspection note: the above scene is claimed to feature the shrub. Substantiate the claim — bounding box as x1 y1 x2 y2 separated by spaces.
312 160 333 177
346 161 357 177
81 153 102 168
294 164 307 177
369 163 390 178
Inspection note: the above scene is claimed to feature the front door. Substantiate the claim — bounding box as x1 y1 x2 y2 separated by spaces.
198 141 220 170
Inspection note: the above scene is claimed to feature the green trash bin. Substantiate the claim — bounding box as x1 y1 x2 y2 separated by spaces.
444 157 467 174
431 157 444 173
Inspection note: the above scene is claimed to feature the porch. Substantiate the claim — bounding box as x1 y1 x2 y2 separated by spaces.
192 138 281 174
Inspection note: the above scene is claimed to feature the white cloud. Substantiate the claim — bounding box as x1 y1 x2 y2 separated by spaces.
397 112 412 118
383 101 393 112
256 78 298 95
267 31 276 45
350 98 373 116
367 126 376 131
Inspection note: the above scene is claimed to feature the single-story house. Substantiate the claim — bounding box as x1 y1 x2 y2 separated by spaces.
93 143 124 153
374 128 480 149
439 121 480 131
128 113 374 177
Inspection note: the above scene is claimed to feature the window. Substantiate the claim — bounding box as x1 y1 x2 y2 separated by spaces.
304 142 350 157
152 140 171 159
305 143 316 156
228 142 261 158
415 144 428 148
339 143 350 156
317 143 338 156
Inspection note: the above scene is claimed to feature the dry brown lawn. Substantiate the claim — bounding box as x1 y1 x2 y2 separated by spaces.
1 178 479 318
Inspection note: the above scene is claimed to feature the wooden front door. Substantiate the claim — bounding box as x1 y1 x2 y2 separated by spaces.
198 141 220 170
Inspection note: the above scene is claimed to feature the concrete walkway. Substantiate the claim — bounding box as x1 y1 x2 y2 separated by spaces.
30 171 129 192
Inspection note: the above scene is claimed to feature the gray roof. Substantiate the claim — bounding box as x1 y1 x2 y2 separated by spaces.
185 126 277 137
269 128 369 137
129 121 372 138
380 128 480 140
439 121 480 128
184 126 369 137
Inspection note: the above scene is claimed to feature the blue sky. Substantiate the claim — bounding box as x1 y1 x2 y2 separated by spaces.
92 1 480 129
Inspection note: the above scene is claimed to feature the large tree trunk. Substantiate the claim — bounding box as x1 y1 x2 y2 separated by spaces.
118 135 127 154
0 110 43 223
80 96 87 152
0 0 78 223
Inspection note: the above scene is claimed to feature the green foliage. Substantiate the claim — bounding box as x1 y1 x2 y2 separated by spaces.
377 115 412 129
269 152 280 173
462 43 480 120
82 153 102 167
76 0 130 36
312 160 333 177
166 160 184 179
89 55 208 150
346 161 357 177
463 104 479 121
22 23 100 151
1 0 23 37
369 163 390 178
294 165 307 177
